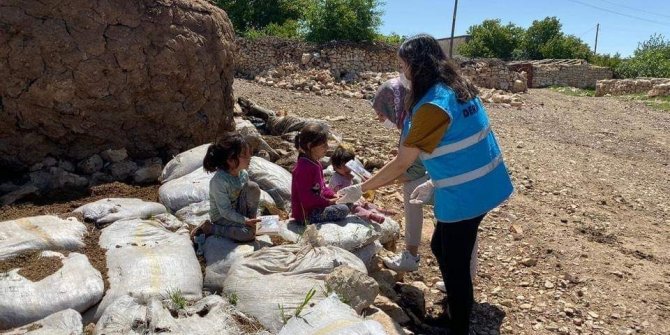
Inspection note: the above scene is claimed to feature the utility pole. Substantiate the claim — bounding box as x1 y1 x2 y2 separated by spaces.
449 0 459 58
594 23 600 54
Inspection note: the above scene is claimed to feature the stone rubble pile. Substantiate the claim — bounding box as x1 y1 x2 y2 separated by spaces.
252 58 528 104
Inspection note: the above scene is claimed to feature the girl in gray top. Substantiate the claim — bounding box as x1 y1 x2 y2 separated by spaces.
201 132 261 242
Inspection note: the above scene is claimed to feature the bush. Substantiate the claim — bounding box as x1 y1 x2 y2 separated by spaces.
616 34 670 78
304 0 382 43
375 32 404 45
244 19 305 40
458 19 524 60
588 53 624 77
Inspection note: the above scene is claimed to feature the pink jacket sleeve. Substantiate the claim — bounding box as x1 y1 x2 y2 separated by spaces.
294 160 331 209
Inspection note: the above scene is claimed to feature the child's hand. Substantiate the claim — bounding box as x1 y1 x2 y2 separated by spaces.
245 218 261 226
329 196 341 205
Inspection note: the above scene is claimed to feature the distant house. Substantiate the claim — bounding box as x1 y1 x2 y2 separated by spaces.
437 35 471 57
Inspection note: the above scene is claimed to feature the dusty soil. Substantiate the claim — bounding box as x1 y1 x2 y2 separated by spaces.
1 79 668 335
0 251 63 282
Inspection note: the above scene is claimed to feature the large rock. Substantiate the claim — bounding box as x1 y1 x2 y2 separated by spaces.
0 0 236 173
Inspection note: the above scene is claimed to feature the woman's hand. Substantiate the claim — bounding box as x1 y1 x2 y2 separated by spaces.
410 179 434 205
336 184 363 204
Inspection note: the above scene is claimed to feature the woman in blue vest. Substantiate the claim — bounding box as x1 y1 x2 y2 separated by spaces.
337 34 513 334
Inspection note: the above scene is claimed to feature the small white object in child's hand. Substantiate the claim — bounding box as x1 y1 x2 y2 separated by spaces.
345 158 372 179
256 215 280 235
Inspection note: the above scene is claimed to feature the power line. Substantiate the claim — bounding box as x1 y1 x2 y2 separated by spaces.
565 0 670 27
576 25 597 39
593 0 670 20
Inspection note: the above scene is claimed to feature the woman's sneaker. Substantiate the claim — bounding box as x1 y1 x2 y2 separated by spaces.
383 250 420 272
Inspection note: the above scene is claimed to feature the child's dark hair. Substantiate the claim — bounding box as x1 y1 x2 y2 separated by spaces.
203 132 250 172
294 122 329 154
331 144 355 168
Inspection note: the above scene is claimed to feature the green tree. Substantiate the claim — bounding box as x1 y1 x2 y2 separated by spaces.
376 32 404 44
617 34 670 78
524 16 562 59
304 0 383 43
540 35 592 59
458 19 524 60
216 0 309 35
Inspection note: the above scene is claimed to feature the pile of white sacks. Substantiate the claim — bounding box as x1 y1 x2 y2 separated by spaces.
1 122 406 334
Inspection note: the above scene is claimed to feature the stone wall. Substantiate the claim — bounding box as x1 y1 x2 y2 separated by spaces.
530 60 612 88
459 59 527 93
235 37 398 79
595 78 670 97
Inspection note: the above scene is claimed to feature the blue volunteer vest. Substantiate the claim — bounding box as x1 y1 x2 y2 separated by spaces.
403 83 513 222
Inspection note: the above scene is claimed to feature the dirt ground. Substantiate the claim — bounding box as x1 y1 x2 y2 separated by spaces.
2 79 668 335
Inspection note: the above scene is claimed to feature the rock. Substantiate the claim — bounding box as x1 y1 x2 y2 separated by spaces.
521 258 537 267
0 182 19 194
134 158 163 184
58 160 75 172
325 266 379 314
512 79 527 93
109 160 138 181
0 0 236 172
410 281 429 294
369 272 399 300
544 280 555 289
29 170 52 190
373 295 410 324
43 156 58 167
0 184 39 206
100 148 128 163
91 172 115 186
301 53 312 65
365 306 409 335
77 154 104 175
50 167 89 189
398 282 426 317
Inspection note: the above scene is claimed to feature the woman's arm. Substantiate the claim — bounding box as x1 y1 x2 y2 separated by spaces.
361 144 421 192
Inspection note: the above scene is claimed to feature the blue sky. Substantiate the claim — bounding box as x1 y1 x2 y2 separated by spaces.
379 0 670 57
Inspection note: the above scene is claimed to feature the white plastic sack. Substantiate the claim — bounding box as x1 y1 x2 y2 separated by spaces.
159 143 210 183
259 190 276 212
91 218 203 320
370 217 400 245
278 294 386 335
0 252 103 330
352 240 383 270
223 244 367 332
158 167 213 212
174 200 210 228
203 236 272 292
277 220 306 243
314 216 381 251
73 198 167 225
2 309 83 335
0 215 86 261
96 295 264 335
247 157 292 211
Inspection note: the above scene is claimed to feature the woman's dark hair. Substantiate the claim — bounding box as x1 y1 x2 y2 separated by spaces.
398 34 479 109
203 132 250 172
294 122 329 154
331 144 355 168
